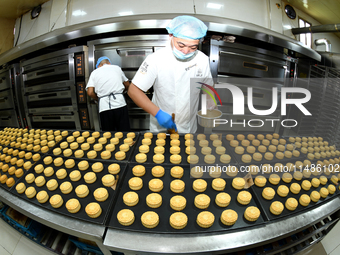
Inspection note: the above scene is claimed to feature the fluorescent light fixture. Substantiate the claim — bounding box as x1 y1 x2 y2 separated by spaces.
118 11 133 16
72 10 87 16
207 3 222 9
284 25 292 29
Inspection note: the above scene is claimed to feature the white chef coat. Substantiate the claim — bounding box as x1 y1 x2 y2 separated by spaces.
132 41 213 133
86 64 128 113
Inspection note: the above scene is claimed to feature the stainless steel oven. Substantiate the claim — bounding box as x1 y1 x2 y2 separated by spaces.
20 46 90 130
202 38 295 133
0 64 25 128
87 35 169 131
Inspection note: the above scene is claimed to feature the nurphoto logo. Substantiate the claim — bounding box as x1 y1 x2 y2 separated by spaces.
199 82 312 128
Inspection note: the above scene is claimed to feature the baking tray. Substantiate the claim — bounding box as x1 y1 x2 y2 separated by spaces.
11 155 127 225
49 131 139 163
0 150 40 191
131 133 238 165
250 171 340 221
223 140 308 166
131 134 189 165
108 163 266 234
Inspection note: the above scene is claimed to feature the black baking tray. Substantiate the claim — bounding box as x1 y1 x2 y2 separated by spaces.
131 134 189 165
108 163 267 234
10 155 127 225
0 151 40 191
191 134 238 165
223 140 308 166
131 133 238 165
250 171 340 221
49 131 139 163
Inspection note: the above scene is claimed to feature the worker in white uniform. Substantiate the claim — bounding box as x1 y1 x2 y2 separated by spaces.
128 15 214 133
86 56 130 131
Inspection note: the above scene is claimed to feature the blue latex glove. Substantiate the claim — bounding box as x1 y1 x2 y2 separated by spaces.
155 109 177 131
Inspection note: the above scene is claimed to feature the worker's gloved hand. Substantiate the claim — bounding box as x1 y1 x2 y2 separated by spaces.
155 109 177 131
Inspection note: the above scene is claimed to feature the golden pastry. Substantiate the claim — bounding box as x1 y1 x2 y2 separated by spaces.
220 154 231 163
169 154 181 164
232 177 245 190
117 209 135 226
212 178 226 191
16 182 26 194
270 201 284 215
56 168 67 179
170 212 188 230
187 154 199 164
269 174 280 185
141 211 159 229
299 194 311 206
193 179 207 192
60 181 73 194
66 198 81 213
149 178 163 192
123 191 139 206
194 194 211 209
170 179 185 193
170 195 187 211
254 176 267 187
94 187 109 202
146 193 162 208
102 174 115 187
221 209 238 226
107 163 120 174
209 166 222 178
115 151 126 160
196 211 214 228
290 183 301 194
301 180 311 191
46 179 58 191
129 177 143 190
25 186 36 199
284 197 297 211
237 190 252 205
244 206 260 222
85 203 102 218
190 166 203 178
154 154 165 164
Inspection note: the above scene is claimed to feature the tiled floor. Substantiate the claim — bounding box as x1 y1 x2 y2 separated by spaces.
0 216 340 254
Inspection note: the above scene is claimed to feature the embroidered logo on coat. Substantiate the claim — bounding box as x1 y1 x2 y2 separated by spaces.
140 62 149 74
196 68 203 77
185 63 197 71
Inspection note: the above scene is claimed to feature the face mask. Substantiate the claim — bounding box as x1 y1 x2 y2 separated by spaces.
172 46 195 60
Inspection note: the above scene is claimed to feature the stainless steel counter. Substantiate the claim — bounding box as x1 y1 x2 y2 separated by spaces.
104 196 340 255
0 177 339 255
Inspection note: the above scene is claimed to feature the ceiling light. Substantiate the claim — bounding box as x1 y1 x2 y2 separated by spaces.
118 11 133 16
72 10 87 16
207 3 223 9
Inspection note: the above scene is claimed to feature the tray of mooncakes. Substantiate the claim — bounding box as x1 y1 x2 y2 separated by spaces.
48 131 139 163
223 133 308 166
10 154 128 224
108 162 267 234
131 132 238 166
249 167 340 221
